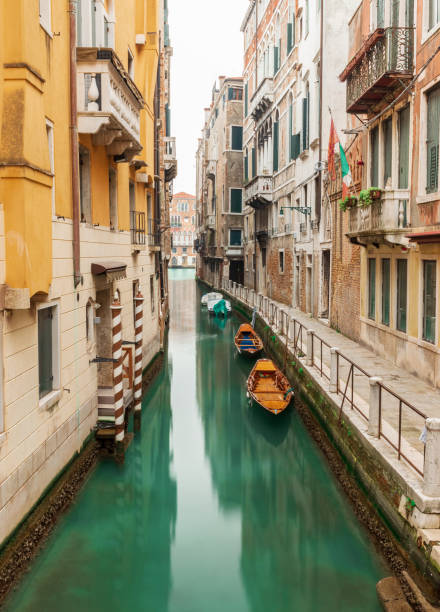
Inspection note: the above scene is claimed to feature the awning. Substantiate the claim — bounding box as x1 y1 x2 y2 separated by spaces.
406 231 440 245
91 262 127 281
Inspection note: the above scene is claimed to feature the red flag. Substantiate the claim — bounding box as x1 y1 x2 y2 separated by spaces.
328 118 339 181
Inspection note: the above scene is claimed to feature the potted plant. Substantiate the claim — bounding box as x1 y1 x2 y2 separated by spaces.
359 187 383 207
339 195 358 212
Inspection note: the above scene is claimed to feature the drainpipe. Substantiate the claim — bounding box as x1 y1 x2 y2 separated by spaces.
69 1 81 288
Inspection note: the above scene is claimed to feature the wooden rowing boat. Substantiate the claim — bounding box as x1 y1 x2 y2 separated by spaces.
247 359 293 415
234 323 263 356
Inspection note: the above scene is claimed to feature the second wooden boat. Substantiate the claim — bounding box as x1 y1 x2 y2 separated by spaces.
247 359 293 416
234 323 263 357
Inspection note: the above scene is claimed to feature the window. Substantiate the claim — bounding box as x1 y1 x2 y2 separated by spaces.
183 247 187 253
231 126 243 150
368 258 376 320
396 259 407 332
79 146 91 223
46 120 55 215
305 0 309 36
381 259 390 325
377 0 385 27
150 275 155 313
302 86 310 151
228 87 243 101
230 229 242 246
398 105 410 189
288 96 294 160
230 189 243 213
172 247 176 253
370 125 379 186
383 118 392 187
86 300 95 346
39 0 51 34
423 260 437 343
109 168 117 229
429 0 440 30
244 83 248 116
38 304 60 400
244 149 249 182
273 113 279 171
128 48 134 79
279 250 284 273
287 0 295 53
427 87 440 193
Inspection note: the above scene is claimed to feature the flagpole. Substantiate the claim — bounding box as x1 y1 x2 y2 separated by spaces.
328 107 355 198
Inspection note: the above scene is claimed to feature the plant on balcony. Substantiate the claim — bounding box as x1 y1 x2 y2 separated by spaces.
359 187 383 207
339 195 358 211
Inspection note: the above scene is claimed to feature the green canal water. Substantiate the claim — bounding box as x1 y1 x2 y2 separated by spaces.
5 269 386 612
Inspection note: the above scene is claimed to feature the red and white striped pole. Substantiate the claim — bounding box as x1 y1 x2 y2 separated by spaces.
133 290 144 432
111 292 125 461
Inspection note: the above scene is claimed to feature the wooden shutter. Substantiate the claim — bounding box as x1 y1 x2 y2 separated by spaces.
423 260 437 343
370 126 379 186
289 104 293 160
231 126 243 150
287 23 293 53
398 105 410 189
396 259 407 332
368 258 376 320
244 83 248 117
292 133 301 159
230 189 242 213
381 259 390 326
405 0 414 25
252 147 256 176
273 121 279 172
38 308 53 398
302 98 308 151
427 87 440 193
244 155 248 183
273 46 279 75
383 118 392 186
377 0 384 27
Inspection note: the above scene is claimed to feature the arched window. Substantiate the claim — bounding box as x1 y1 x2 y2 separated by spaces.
86 298 96 347
273 110 279 172
288 93 294 161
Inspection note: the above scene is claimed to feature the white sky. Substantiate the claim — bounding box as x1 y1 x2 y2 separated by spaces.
168 0 249 196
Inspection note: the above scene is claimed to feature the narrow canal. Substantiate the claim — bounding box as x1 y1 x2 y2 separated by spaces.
5 269 386 612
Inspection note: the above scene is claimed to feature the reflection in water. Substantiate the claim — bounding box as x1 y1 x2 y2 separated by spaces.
5 269 384 612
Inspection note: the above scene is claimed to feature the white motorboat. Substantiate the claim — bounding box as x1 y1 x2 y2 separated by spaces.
201 292 222 306
207 298 232 315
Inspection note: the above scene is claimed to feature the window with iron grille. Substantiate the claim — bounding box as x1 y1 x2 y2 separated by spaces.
427 87 440 193
396 259 407 332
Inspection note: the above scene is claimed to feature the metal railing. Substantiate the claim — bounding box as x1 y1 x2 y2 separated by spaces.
147 218 160 247
218 280 428 479
130 211 146 245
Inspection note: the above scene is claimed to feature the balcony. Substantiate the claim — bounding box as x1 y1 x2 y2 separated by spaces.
244 175 273 209
207 214 216 229
164 137 177 183
250 78 273 122
225 246 244 258
76 48 144 160
340 28 414 114
130 211 146 250
148 219 161 251
347 196 409 245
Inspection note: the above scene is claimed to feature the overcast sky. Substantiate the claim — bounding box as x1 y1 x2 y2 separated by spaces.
168 0 249 196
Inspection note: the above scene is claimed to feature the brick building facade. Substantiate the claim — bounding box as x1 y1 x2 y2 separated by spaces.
170 192 196 267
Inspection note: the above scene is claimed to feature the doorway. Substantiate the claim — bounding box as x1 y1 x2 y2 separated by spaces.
321 250 330 319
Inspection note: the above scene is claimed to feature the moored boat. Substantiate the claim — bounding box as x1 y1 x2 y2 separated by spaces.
234 323 263 357
207 297 231 316
247 359 293 415
201 292 222 306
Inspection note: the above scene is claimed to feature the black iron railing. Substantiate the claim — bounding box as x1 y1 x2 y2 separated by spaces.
130 211 146 245
148 218 161 247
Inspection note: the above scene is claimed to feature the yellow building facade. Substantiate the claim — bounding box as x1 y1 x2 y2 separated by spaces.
0 0 174 544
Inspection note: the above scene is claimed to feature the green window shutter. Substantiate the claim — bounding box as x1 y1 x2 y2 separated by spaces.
273 46 279 75
228 87 233 101
244 83 248 117
427 87 440 193
406 0 414 26
397 259 407 332
273 121 279 172
38 308 53 399
252 147 256 176
289 104 293 160
423 260 437 343
292 133 301 159
370 126 379 186
77 0 82 45
398 105 410 189
383 117 392 186
230 189 242 213
165 104 171 137
230 229 242 246
287 23 293 53
377 0 385 27
302 98 308 151
244 155 248 183
381 259 390 326
368 258 376 320
231 126 243 150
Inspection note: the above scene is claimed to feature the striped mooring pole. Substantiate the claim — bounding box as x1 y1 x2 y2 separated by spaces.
133 290 144 432
111 292 125 462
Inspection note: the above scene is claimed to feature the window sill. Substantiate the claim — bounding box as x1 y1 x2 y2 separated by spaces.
421 22 440 46
39 389 62 412
416 193 440 205
299 149 309 160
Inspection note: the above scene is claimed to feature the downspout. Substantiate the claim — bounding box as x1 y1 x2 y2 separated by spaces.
254 213 257 290
69 1 81 287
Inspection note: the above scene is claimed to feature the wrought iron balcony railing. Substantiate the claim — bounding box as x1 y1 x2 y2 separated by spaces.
130 211 146 246
344 27 414 114
147 218 161 248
